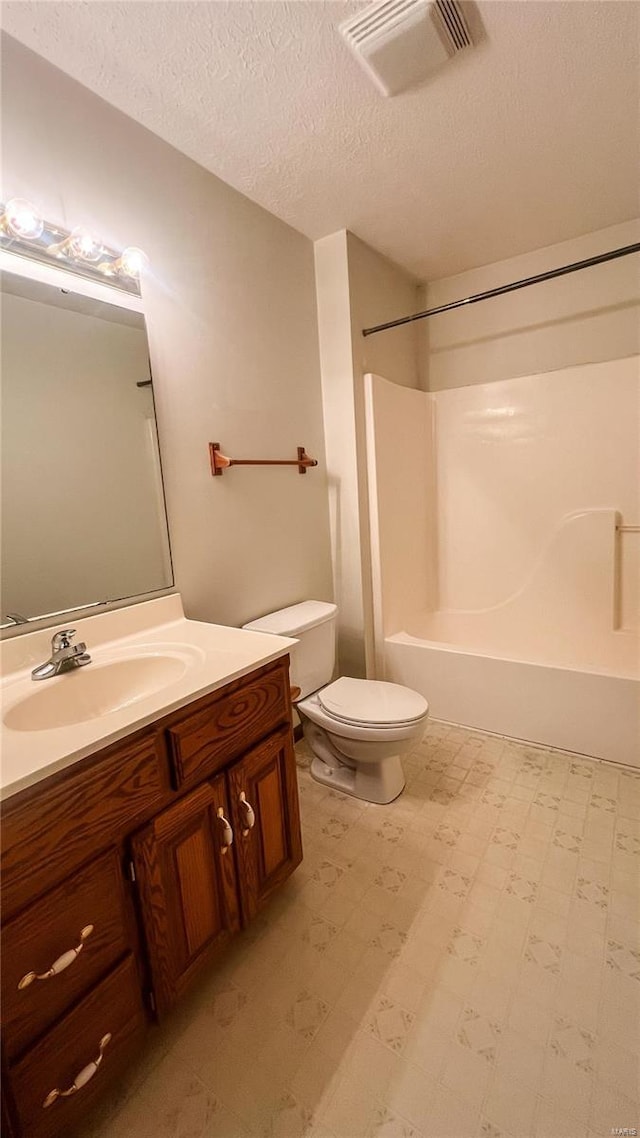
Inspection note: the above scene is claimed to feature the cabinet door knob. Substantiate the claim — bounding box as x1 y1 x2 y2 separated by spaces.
18 925 95 990
42 1032 112 1108
238 791 256 836
216 807 234 852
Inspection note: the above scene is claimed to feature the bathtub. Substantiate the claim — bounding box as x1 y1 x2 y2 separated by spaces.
385 612 639 768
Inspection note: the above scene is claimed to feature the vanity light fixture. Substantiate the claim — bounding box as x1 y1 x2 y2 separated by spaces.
2 198 44 240
0 199 146 296
100 246 149 281
48 227 104 263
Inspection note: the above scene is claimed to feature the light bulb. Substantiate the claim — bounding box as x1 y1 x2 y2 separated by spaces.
4 198 44 240
119 246 148 278
68 228 102 262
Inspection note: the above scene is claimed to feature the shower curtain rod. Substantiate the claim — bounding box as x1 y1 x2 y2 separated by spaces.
362 241 640 337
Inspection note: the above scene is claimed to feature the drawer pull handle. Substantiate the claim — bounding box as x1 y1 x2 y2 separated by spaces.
42 1032 112 1108
239 791 255 835
216 807 234 852
18 925 95 990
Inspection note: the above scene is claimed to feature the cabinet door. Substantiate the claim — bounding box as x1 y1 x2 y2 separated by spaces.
131 776 240 1016
228 725 303 922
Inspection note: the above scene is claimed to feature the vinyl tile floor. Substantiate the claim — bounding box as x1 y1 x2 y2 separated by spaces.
90 722 640 1138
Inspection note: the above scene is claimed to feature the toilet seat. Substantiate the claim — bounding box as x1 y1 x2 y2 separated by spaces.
317 677 429 729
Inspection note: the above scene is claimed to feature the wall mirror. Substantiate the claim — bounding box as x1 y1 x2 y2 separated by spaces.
1 259 173 628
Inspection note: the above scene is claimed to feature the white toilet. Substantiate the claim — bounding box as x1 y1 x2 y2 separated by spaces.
243 601 429 804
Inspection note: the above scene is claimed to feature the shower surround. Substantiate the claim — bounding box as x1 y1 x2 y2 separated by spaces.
364 359 640 766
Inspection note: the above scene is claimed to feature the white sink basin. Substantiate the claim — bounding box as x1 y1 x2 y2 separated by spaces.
4 648 202 732
0 595 297 798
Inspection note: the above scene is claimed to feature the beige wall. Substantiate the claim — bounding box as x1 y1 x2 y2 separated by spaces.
1 34 333 628
423 219 640 391
313 232 363 675
346 233 422 392
314 230 421 676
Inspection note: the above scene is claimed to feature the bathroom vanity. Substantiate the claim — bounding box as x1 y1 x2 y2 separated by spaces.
0 599 302 1138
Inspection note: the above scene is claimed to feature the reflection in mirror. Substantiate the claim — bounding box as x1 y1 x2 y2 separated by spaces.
1 268 173 626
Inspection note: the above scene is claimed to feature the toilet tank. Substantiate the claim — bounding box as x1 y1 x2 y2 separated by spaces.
242 601 337 699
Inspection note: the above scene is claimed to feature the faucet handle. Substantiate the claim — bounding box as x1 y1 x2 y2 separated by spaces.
51 628 77 651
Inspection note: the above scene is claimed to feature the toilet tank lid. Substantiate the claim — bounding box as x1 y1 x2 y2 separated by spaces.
242 601 337 637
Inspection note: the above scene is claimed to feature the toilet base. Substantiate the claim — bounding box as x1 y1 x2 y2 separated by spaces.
310 753 405 805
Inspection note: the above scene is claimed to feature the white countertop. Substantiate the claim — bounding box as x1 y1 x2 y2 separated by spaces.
0 595 296 800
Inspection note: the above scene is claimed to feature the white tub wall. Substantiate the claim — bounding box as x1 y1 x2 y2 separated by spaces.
365 357 639 650
433 357 640 629
422 219 640 393
364 375 436 671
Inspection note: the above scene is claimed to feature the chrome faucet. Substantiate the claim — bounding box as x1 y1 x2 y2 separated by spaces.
31 629 91 681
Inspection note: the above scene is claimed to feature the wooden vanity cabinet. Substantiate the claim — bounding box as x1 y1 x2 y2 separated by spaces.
131 775 242 1016
1 654 302 1138
228 724 304 921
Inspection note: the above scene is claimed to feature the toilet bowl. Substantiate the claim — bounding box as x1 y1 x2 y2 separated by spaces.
242 602 429 805
297 677 428 804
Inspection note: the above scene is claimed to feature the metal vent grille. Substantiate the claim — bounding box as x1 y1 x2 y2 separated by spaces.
432 0 471 52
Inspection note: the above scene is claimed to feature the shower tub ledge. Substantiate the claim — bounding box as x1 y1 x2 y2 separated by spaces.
385 633 639 768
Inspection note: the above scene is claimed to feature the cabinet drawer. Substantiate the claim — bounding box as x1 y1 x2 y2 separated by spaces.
167 659 290 787
8 955 146 1138
2 731 168 916
2 850 131 1061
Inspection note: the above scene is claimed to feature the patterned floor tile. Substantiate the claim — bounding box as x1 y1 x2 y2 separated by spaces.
606 939 640 981
491 826 521 850
370 922 408 959
549 1015 596 1072
434 821 461 846
375 819 406 844
285 989 330 1040
437 867 473 898
553 828 583 853
576 877 609 908
202 980 248 1026
524 934 563 974
312 860 345 888
90 725 639 1138
366 996 415 1053
372 1107 424 1138
591 790 619 810
506 872 538 903
374 864 408 893
457 1005 502 1062
321 817 350 839
447 927 485 965
534 792 561 812
302 915 339 954
481 789 507 809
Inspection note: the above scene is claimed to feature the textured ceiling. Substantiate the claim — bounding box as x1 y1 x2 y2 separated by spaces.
2 1 639 279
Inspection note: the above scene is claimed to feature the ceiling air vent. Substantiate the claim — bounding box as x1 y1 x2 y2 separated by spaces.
339 0 473 97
